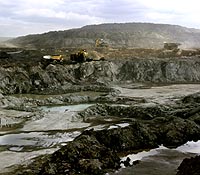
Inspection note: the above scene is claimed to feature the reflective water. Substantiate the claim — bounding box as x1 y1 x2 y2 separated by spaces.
121 145 168 167
176 140 200 153
0 131 80 148
121 141 200 167
0 103 94 152
0 131 81 152
0 102 94 172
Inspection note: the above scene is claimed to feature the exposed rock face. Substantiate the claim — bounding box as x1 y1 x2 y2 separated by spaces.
152 117 200 147
177 155 200 175
78 61 118 83
0 61 117 94
0 66 32 94
118 58 200 83
182 92 200 103
39 134 121 175
1 58 200 94
16 132 121 175
79 103 200 147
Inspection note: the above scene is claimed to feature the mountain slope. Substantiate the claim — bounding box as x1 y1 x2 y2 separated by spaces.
9 23 200 49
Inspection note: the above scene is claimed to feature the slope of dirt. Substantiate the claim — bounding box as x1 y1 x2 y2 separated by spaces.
8 23 200 49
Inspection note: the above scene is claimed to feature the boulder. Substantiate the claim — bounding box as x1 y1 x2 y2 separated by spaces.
177 155 200 175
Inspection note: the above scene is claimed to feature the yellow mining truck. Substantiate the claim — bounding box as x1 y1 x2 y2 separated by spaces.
163 42 181 50
95 38 109 48
43 55 64 63
159 42 182 57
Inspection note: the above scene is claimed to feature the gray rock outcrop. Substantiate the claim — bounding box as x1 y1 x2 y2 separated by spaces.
1 58 200 95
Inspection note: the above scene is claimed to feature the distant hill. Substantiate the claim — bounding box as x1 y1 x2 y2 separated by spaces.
8 23 200 49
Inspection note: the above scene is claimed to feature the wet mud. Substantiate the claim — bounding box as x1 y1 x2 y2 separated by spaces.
0 84 199 174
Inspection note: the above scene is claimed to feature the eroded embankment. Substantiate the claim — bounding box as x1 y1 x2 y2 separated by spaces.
1 57 200 94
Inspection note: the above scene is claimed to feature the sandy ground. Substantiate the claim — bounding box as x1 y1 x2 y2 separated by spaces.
116 84 200 104
21 110 90 131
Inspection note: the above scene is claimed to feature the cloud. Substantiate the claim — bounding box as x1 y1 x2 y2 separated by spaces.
93 0 147 22
139 0 200 13
139 0 200 27
0 0 105 36
0 0 200 37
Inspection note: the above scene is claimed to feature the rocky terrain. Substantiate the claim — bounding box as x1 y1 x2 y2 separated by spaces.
0 47 200 174
177 155 200 175
3 87 200 175
1 54 200 95
7 23 200 49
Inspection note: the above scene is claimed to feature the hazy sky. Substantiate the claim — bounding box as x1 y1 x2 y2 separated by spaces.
1 0 200 37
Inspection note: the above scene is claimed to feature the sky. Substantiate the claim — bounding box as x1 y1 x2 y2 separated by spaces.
1 0 200 37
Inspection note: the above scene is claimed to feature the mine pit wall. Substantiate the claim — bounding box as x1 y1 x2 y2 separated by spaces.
118 58 200 83
0 57 200 95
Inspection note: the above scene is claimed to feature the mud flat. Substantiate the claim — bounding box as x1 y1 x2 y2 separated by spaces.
0 98 97 174
0 83 198 174
115 83 200 103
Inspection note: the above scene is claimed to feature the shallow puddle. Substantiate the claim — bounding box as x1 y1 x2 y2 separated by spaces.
0 103 94 152
120 145 168 167
0 131 80 152
121 140 200 167
175 140 200 153
114 141 200 175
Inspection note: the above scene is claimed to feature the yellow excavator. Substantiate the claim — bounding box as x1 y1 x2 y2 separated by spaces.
70 49 105 63
70 49 90 63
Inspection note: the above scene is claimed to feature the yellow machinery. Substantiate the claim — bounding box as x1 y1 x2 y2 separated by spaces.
51 55 63 61
95 38 109 47
70 49 105 63
163 42 181 50
43 55 63 63
70 49 89 63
